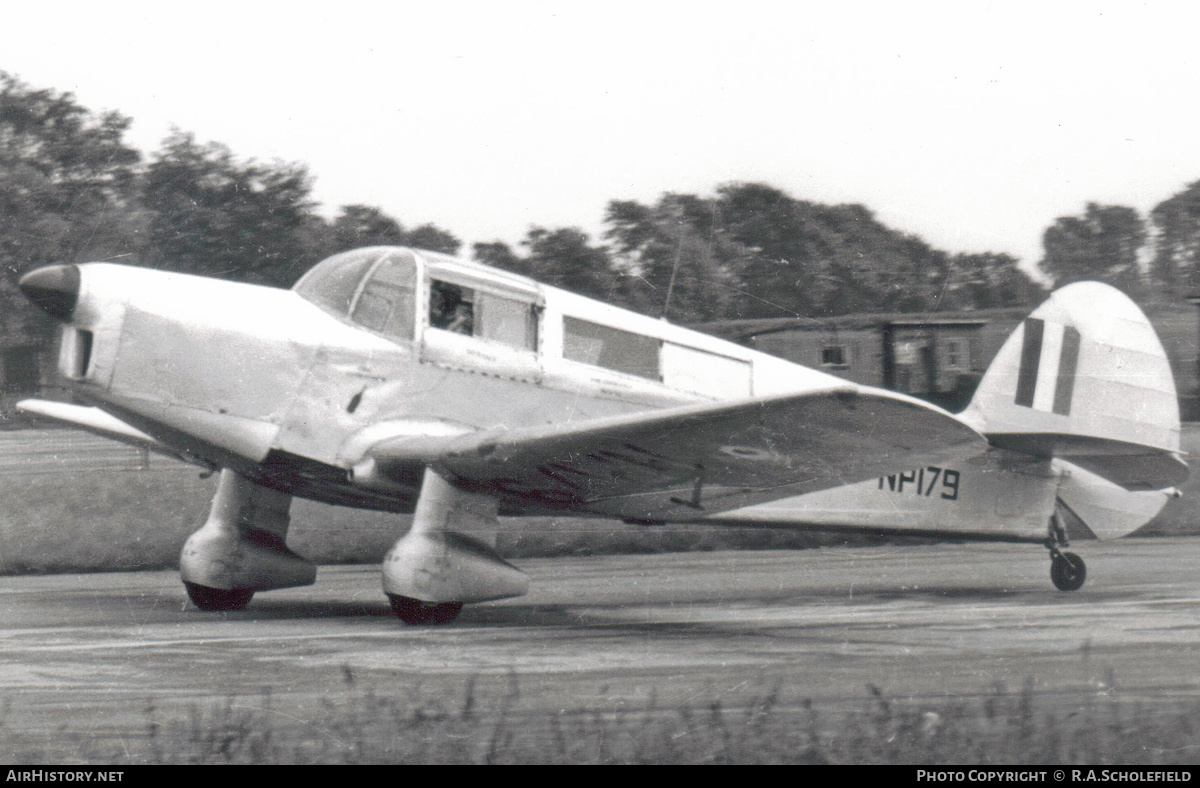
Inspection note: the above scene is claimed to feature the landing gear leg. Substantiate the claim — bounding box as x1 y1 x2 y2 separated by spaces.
180 469 316 610
1046 515 1086 591
381 468 528 624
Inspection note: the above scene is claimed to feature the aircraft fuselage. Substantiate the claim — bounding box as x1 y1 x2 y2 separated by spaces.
42 249 1063 541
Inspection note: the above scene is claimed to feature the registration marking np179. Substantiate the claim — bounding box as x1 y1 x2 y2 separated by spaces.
878 467 960 500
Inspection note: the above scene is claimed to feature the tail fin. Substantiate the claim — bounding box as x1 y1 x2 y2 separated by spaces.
962 281 1186 493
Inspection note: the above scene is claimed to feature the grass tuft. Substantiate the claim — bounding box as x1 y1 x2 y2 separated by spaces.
3 675 1200 764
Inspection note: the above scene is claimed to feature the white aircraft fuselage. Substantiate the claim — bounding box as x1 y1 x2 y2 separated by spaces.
17 246 1184 619
42 248 1049 537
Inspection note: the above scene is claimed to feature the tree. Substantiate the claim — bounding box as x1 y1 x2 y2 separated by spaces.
605 194 746 322
328 204 409 250
472 241 530 275
712 183 829 317
521 227 623 303
305 206 463 265
1039 203 1146 296
0 72 143 341
406 223 461 256
947 253 1045 309
142 130 316 286
1149 181 1200 299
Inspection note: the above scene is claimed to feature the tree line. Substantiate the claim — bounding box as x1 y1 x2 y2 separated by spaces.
3 72 1198 344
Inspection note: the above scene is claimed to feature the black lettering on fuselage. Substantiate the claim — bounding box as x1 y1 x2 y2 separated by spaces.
879 466 960 500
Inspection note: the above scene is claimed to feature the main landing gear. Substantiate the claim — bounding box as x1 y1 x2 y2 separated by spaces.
179 470 317 612
380 469 528 625
1046 515 1086 591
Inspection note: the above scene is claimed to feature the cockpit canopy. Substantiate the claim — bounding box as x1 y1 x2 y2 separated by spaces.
294 247 539 351
294 248 417 338
293 247 756 399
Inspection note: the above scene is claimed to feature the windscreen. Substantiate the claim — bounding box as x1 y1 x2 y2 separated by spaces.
294 248 418 341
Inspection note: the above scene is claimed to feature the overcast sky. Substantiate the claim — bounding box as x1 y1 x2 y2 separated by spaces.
4 1 1200 273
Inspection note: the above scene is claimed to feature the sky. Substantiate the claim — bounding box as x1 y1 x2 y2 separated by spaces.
4 1 1200 275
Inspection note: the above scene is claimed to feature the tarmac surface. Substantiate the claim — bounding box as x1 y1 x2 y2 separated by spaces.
3 536 1200 755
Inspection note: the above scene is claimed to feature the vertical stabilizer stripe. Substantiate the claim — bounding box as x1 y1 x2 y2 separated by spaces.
1053 325 1080 415
1015 318 1043 407
1032 322 1064 412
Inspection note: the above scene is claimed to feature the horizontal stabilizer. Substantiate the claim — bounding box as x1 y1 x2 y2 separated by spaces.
359 385 988 521
987 432 1188 491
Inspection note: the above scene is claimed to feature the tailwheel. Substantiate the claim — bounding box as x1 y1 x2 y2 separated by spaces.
387 594 464 625
1050 551 1087 591
185 581 255 611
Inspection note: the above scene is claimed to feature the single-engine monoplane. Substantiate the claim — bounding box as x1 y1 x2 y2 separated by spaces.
17 246 1187 622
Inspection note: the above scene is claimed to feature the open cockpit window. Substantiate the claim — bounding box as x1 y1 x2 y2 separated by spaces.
430 280 475 335
428 279 538 352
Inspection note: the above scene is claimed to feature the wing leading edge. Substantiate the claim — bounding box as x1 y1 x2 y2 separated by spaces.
16 399 196 465
354 386 989 521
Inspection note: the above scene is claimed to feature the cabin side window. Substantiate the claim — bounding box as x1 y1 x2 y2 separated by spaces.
563 317 660 380
429 280 538 352
479 293 538 351
661 343 752 398
429 280 475 335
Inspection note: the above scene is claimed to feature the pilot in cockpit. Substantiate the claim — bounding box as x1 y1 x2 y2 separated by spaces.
431 282 474 336
446 303 473 335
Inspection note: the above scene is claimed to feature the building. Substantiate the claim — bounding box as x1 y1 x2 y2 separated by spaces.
699 305 1200 417
699 310 1024 411
0 279 56 426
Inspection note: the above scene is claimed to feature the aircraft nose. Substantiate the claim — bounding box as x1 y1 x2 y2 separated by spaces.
19 264 80 321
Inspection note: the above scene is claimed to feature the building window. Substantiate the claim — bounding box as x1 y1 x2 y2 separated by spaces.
821 345 848 368
944 338 969 371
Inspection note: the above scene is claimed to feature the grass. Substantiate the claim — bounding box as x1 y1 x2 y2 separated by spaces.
0 436 882 575
2 423 1198 575
3 673 1198 764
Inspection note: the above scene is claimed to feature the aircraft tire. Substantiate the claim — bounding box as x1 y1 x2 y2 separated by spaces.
1050 552 1086 591
387 594 464 625
184 582 255 611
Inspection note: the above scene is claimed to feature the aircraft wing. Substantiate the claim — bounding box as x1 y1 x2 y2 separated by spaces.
16 399 198 466
354 386 988 521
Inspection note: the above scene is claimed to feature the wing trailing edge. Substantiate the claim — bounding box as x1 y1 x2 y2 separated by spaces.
357 385 989 521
